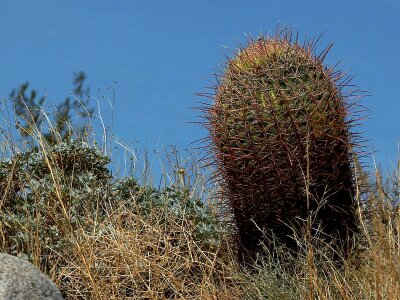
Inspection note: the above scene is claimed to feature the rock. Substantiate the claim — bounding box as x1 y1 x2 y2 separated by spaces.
0 253 64 300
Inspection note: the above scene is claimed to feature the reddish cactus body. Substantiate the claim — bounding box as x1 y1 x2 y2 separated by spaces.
202 29 363 264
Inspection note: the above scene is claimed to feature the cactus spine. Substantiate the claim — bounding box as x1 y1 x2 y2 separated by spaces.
203 29 362 264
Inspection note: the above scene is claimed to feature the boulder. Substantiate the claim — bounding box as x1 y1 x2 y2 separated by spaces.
0 253 63 300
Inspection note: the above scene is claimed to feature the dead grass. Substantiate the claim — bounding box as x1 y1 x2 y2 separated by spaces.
0 101 399 299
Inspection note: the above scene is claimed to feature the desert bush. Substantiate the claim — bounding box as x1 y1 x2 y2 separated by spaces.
0 133 229 298
0 141 112 271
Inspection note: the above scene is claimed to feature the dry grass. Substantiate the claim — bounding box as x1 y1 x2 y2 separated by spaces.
54 203 236 299
0 101 399 299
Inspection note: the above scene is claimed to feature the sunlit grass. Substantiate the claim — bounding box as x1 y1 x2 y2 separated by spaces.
0 100 399 299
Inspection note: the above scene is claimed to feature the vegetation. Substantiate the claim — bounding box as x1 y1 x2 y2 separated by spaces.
1 32 399 299
10 71 93 145
0 97 229 299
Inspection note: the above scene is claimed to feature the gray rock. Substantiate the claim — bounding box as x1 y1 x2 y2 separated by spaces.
0 253 64 300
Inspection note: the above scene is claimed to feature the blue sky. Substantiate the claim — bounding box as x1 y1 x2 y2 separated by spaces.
0 0 399 176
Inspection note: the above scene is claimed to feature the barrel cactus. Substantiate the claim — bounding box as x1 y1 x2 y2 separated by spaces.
202 29 363 264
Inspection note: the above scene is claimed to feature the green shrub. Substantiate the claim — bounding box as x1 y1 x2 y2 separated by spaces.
0 140 223 267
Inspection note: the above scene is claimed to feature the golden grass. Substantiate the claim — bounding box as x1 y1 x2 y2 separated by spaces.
0 103 399 299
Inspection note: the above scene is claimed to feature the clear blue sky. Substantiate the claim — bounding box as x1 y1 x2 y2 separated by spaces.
1 0 399 175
